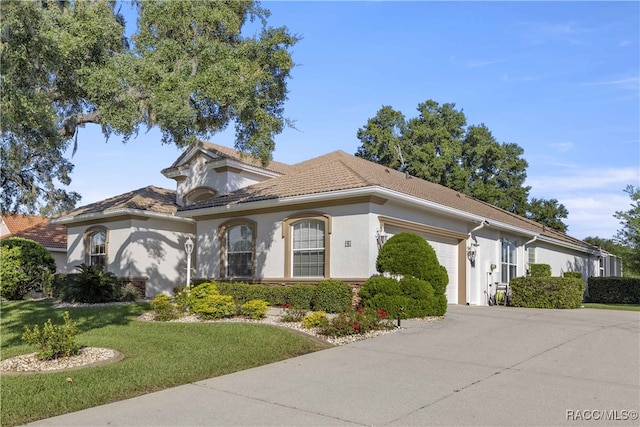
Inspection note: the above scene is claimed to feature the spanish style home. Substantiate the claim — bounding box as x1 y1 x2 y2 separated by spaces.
53 142 620 304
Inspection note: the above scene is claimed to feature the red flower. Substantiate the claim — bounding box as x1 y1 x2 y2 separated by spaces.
377 309 388 319
284 303 291 309
356 309 363 314
353 322 360 332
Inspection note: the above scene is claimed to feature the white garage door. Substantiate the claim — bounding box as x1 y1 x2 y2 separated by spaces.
386 227 459 304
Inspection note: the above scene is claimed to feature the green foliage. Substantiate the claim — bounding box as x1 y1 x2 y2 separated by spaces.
240 299 269 320
302 311 328 329
587 277 640 304
376 233 447 287
526 198 569 233
120 283 142 302
62 263 120 303
357 275 403 301
563 271 583 279
280 304 308 322
614 185 640 274
584 236 636 278
192 295 236 319
150 294 178 321
529 264 552 277
318 308 394 337
360 275 447 318
509 277 585 309
286 284 315 309
189 282 220 300
1 1 298 214
311 279 352 312
355 100 568 229
21 311 81 360
0 237 56 300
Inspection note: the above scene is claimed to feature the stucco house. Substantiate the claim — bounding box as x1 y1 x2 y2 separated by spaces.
53 141 619 304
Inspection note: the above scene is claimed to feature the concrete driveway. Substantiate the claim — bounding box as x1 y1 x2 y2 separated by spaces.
30 305 640 426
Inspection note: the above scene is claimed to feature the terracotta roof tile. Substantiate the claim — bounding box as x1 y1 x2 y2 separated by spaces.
12 221 67 250
1 214 47 237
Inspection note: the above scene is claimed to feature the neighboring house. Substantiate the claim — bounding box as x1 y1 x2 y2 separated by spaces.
54 141 618 303
1 214 68 273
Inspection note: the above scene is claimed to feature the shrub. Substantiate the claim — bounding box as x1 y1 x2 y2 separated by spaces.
62 264 120 303
119 283 141 302
311 279 352 312
360 275 446 318
358 275 402 301
587 277 640 304
21 311 81 360
318 307 394 337
280 304 307 322
287 284 315 309
0 237 56 300
510 277 585 309
376 232 448 291
216 282 250 304
150 294 177 321
530 264 552 277
563 271 583 279
240 299 269 319
302 311 328 328
192 294 235 319
189 282 220 300
174 288 192 314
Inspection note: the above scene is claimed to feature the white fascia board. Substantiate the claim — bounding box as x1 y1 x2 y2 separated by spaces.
46 247 67 253
536 235 597 255
52 209 195 225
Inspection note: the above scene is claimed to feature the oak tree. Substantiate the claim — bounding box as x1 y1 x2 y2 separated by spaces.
1 0 298 214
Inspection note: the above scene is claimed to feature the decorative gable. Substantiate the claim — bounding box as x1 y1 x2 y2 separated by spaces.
161 142 289 207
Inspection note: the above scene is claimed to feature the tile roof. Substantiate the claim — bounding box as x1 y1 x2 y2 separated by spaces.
181 150 594 250
1 214 47 237
12 221 67 250
60 186 179 218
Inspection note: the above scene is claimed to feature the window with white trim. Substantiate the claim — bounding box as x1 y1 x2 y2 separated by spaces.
292 219 325 277
226 225 253 278
501 239 517 283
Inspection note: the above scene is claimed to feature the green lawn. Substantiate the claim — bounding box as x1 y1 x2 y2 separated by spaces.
0 300 330 427
582 303 640 312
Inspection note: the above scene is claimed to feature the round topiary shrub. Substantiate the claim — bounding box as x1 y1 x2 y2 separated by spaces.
358 275 402 301
0 237 56 300
311 279 352 313
376 232 448 290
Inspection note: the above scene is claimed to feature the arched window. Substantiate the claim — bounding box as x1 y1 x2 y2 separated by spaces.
86 228 108 268
184 187 217 206
226 225 253 278
218 219 256 279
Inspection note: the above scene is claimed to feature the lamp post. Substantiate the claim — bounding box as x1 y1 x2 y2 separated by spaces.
185 237 194 290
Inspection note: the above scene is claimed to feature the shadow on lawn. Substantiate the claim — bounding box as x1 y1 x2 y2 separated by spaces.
0 300 149 348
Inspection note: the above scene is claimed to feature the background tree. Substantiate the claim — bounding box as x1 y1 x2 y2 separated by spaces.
613 185 640 274
526 198 569 233
1 0 298 215
355 99 568 231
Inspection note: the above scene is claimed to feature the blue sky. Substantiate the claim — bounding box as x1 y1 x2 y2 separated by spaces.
64 1 639 240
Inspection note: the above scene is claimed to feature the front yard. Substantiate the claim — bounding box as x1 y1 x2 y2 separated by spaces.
0 300 330 427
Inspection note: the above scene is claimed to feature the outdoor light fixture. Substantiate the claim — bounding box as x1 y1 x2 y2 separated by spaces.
467 245 477 267
376 229 388 249
184 237 194 290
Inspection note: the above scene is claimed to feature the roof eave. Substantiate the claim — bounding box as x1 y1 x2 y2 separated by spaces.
53 208 195 225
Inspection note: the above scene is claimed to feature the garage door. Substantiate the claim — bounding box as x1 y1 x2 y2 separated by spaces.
386 227 459 304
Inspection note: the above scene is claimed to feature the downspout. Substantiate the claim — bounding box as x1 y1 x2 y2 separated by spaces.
525 236 537 246
468 219 489 237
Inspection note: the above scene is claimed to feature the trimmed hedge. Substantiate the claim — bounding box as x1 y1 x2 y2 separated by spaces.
509 277 585 309
587 277 640 304
0 237 57 300
563 271 583 279
529 264 551 277
360 275 447 318
193 280 351 313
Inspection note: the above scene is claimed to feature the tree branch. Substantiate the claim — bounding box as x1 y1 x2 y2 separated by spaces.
59 111 101 138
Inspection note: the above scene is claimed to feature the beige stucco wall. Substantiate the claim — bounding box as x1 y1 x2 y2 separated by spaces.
66 216 195 297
